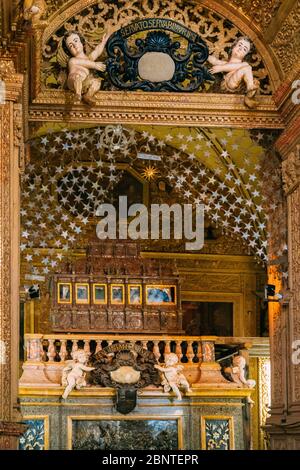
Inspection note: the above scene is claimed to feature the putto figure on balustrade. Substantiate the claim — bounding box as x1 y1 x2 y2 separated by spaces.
224 354 256 403
155 353 191 401
62 350 95 399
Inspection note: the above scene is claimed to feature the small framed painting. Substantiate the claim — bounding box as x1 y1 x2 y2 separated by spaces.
75 283 90 304
111 284 125 305
57 283 72 304
128 285 142 305
93 284 107 304
146 285 176 305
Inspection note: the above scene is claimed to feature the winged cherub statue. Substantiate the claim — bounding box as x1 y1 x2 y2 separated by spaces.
208 36 259 109
58 30 110 106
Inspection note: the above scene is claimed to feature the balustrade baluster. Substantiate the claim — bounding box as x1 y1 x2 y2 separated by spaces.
71 340 78 357
164 340 171 355
153 341 160 362
95 340 102 354
84 340 90 355
47 339 56 362
175 340 183 363
186 340 194 363
163 340 171 362
59 340 67 362
195 341 202 362
26 337 43 361
24 335 210 367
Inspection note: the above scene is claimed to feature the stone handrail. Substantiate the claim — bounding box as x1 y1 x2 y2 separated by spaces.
24 333 220 365
20 334 266 389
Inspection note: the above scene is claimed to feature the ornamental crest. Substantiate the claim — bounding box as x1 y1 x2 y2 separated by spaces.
106 18 213 92
89 343 160 414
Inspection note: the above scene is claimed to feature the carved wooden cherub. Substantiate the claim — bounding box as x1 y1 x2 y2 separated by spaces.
61 350 95 399
58 30 110 106
208 36 259 108
224 354 256 403
155 353 191 401
23 0 46 23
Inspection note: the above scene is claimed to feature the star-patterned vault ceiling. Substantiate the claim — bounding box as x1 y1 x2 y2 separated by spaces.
21 124 286 285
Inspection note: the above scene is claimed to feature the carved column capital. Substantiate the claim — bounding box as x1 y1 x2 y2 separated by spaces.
282 145 300 195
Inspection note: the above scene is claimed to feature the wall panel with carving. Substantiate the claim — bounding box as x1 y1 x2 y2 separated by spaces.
270 0 300 79
34 0 274 104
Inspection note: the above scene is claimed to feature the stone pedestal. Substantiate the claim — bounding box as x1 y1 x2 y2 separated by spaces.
19 363 63 387
192 361 237 388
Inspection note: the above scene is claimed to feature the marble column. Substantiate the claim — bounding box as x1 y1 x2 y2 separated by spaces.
0 58 26 449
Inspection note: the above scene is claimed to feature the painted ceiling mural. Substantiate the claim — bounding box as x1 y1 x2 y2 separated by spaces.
20 125 286 286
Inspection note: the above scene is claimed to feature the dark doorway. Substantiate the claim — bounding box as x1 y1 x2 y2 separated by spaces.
182 301 233 336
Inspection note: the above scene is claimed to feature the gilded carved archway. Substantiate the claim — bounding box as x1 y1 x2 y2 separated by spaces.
27 0 284 128
1 0 300 451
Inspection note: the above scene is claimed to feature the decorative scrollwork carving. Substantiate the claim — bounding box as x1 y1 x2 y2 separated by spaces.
282 146 300 195
41 0 271 95
106 20 213 92
270 0 300 76
229 0 282 32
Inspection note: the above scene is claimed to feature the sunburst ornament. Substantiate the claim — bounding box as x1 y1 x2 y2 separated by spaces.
141 165 160 181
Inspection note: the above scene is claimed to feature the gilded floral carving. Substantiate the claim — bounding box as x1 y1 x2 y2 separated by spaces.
0 59 15 78
40 0 271 96
44 0 66 18
0 62 25 449
270 0 300 76
282 146 300 194
229 0 282 31
44 0 282 33
289 187 300 402
0 104 12 423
